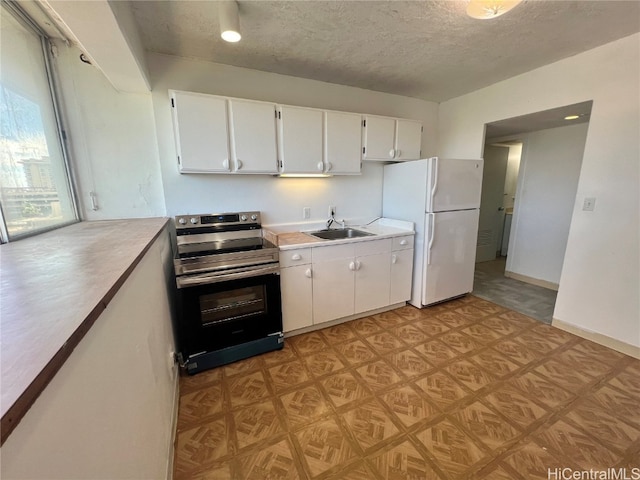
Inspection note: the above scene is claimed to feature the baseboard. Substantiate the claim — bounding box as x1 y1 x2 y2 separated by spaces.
504 270 559 291
552 318 640 359
284 303 407 338
165 368 180 480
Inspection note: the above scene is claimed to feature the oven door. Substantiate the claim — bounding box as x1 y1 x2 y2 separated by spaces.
176 272 282 357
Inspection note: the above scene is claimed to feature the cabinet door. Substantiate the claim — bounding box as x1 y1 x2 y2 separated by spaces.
281 265 313 332
354 252 391 314
390 249 414 304
362 115 396 161
279 106 324 174
312 258 354 324
170 91 230 173
395 119 422 161
228 99 278 173
325 111 361 174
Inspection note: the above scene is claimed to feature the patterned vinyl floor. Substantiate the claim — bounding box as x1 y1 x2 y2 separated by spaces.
173 296 640 480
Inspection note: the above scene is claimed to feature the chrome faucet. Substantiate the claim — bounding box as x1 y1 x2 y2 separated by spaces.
326 217 334 229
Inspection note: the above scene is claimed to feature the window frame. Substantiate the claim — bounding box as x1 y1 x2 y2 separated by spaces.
0 0 80 243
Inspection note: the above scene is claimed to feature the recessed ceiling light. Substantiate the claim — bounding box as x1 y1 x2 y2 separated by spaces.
564 115 580 120
466 0 524 19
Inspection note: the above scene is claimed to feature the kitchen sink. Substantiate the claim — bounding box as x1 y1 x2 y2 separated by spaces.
308 228 374 240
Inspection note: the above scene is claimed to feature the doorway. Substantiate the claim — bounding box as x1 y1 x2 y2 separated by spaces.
475 142 521 263
473 101 592 323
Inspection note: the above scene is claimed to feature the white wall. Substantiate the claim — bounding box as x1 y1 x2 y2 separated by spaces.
0 232 178 480
438 33 640 349
504 143 522 210
147 53 438 224
55 43 166 220
507 123 588 286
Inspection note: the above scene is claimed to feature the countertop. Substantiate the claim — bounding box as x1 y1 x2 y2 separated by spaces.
264 218 415 250
0 217 169 444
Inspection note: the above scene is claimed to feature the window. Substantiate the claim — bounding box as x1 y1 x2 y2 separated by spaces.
0 2 78 241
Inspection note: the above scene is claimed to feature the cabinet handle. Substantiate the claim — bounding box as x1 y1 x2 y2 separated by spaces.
389 149 395 158
305 268 312 278
317 161 324 172
349 261 356 271
222 159 230 170
326 162 333 172
291 254 302 261
392 254 397 264
396 149 401 158
236 159 243 170
355 260 361 270
399 239 408 246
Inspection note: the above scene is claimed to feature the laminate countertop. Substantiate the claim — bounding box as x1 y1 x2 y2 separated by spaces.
0 218 170 444
264 218 415 250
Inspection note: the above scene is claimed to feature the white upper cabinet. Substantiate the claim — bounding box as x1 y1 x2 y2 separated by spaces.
325 110 362 175
278 106 324 174
170 89 422 174
362 115 397 161
170 91 231 173
228 99 279 174
395 119 423 161
362 115 422 162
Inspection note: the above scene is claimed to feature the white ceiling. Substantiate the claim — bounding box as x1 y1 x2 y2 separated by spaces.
130 0 640 102
486 100 593 139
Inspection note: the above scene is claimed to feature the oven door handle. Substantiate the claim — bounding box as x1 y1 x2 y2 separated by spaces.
176 264 280 288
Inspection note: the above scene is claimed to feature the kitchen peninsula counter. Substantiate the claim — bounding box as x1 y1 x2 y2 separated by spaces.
0 217 170 444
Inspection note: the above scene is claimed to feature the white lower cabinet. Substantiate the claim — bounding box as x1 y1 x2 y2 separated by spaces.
280 264 313 332
390 249 414 304
354 252 392 314
312 256 355 324
353 239 392 314
280 235 414 333
311 243 355 324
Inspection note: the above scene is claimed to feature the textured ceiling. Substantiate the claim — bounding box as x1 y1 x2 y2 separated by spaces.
131 1 640 102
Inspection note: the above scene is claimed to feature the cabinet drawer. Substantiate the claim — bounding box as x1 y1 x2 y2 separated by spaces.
355 238 392 256
280 248 312 267
312 243 355 262
392 235 414 251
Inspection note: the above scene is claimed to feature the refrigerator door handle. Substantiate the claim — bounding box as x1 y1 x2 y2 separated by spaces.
430 157 439 210
427 213 435 265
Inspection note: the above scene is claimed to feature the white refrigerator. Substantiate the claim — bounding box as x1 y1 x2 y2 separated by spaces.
382 157 483 308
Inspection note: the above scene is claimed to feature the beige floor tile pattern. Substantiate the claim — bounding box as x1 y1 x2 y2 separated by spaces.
174 296 640 479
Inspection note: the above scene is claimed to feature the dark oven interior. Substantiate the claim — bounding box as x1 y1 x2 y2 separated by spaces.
176 272 282 357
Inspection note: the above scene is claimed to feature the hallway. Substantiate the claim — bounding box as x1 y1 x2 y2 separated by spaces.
473 258 557 324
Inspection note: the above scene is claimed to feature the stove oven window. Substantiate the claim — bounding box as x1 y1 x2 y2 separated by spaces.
199 285 267 326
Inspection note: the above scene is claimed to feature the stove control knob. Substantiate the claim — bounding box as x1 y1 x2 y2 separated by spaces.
190 217 198 225
178 218 187 225
251 214 257 221
240 215 247 221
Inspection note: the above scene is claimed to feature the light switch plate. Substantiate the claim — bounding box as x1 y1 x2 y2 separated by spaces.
303 207 310 219
583 197 596 211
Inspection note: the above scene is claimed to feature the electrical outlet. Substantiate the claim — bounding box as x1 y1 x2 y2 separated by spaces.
303 207 310 219
582 197 596 211
328 205 336 217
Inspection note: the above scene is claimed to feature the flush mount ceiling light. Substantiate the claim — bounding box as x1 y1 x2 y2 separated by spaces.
220 1 241 43
564 115 580 120
466 0 524 19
